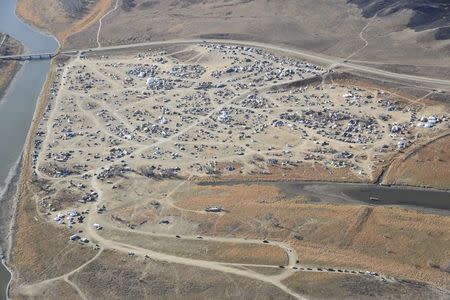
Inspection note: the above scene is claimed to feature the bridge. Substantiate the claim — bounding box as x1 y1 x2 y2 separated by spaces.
0 50 78 61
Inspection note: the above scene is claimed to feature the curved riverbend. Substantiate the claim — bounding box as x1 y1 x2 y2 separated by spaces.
0 0 58 299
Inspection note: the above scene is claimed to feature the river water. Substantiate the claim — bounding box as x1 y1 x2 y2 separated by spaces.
198 181 450 214
0 0 58 298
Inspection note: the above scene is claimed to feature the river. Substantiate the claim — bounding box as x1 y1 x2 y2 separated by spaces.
198 181 450 214
0 0 58 298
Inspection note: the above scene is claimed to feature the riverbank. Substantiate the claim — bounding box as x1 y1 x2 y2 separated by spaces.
0 158 21 300
16 0 112 46
383 133 450 189
0 34 23 100
7 57 61 297
0 262 11 300
197 180 450 214
0 1 59 298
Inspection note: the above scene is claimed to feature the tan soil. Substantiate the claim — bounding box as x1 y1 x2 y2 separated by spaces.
195 163 364 183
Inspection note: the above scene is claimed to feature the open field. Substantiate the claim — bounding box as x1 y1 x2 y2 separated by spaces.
9 42 450 299
0 34 23 99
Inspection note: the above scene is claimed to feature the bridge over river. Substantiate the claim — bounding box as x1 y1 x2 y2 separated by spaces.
0 50 78 61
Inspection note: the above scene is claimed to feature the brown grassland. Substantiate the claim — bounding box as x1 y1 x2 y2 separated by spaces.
100 229 288 266
384 134 450 189
169 182 450 288
69 249 293 299
16 0 112 45
282 272 446 300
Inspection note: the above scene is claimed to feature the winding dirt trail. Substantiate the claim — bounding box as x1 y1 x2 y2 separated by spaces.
345 12 379 61
96 0 120 48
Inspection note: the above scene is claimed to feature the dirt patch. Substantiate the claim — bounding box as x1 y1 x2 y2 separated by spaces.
245 266 284 276
230 163 363 182
16 279 81 299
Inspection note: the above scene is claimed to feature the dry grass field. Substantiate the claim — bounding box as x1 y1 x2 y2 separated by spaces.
17 279 81 299
170 182 450 288
15 0 450 80
100 229 288 265
282 272 448 300
10 179 97 287
383 134 450 189
65 0 450 79
17 0 112 44
69 249 294 299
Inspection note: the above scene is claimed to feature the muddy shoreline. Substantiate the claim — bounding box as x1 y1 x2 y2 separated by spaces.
196 180 450 214
0 60 22 100
0 157 21 300
194 176 450 192
0 35 24 101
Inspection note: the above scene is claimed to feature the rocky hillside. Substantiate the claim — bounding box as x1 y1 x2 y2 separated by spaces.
348 0 450 39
